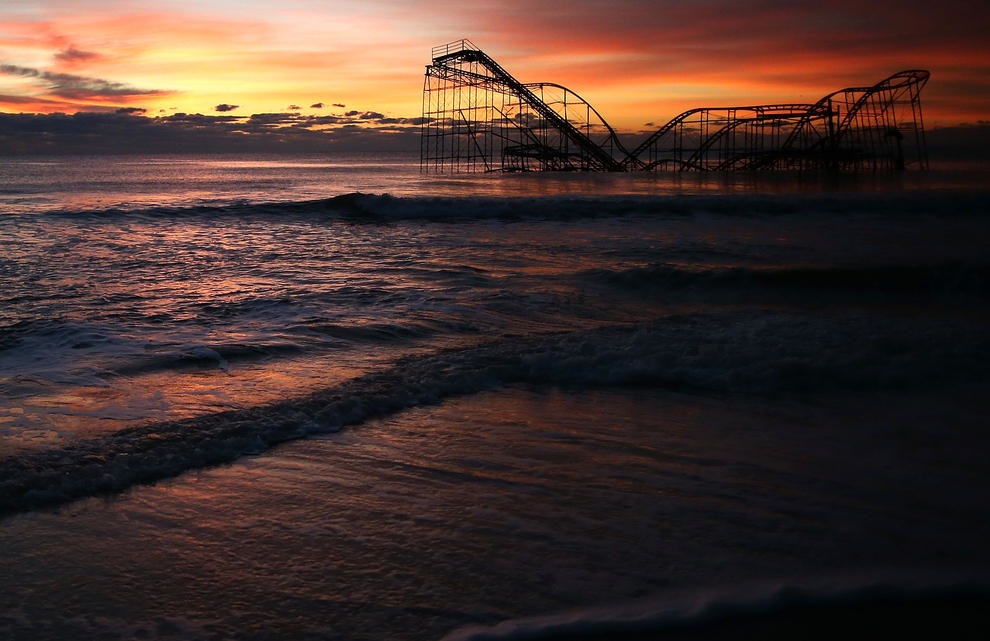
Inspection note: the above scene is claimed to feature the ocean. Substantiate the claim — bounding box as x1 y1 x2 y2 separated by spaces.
1 152 989 640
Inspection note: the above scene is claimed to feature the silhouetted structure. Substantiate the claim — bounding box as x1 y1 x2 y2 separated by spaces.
421 40 929 173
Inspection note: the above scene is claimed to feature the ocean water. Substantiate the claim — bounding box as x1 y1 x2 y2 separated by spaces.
1 152 989 640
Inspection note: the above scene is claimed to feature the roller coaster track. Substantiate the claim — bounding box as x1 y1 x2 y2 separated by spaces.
772 69 931 171
421 40 930 173
622 104 825 171
422 39 627 171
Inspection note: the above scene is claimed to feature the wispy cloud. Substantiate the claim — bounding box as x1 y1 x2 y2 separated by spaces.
54 46 101 65
0 64 169 102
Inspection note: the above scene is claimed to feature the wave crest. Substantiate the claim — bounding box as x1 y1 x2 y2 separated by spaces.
43 189 990 223
2 311 987 516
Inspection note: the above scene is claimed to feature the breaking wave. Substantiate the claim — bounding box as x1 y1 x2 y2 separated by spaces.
41 189 990 222
2 310 988 516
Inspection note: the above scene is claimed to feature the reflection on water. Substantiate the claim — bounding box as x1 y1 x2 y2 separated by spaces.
0 352 379 456
1 199 674 451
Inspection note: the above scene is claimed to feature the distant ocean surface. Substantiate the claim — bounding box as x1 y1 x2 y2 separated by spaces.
1 152 989 640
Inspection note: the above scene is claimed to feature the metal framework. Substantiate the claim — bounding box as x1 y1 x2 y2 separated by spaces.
421 40 627 172
421 40 930 173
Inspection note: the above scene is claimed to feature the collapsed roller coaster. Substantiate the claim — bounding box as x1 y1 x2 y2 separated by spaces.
421 39 929 173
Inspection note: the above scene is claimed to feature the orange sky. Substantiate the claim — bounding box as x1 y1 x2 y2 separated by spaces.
1 0 988 132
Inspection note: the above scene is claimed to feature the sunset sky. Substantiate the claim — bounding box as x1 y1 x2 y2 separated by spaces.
1 0 988 150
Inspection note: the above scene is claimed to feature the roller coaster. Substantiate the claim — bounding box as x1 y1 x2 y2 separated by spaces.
421 40 929 173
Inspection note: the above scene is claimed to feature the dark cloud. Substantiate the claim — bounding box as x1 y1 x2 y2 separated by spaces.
341 110 386 120
303 115 358 125
214 103 239 112
333 103 345 108
54 47 100 64
337 110 401 121
0 109 426 155
166 113 241 125
247 112 299 126
310 102 324 109
288 104 301 111
116 107 147 115
0 64 168 100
